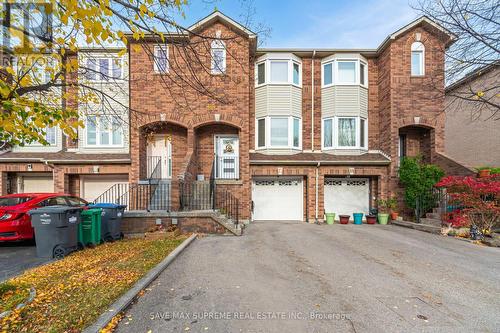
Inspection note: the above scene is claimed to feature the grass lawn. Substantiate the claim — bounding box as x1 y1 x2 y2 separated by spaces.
0 235 187 333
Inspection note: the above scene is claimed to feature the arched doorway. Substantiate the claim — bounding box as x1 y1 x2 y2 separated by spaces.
398 125 434 165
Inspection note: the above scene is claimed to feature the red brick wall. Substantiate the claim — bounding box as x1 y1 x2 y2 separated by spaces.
121 215 226 234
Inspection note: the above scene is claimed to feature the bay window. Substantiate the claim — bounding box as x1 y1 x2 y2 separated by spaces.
86 115 123 147
322 117 367 150
255 56 302 86
256 116 301 149
321 58 368 87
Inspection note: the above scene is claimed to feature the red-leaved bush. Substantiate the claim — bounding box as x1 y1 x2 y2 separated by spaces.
436 175 500 232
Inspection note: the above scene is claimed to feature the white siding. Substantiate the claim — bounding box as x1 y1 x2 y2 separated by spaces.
255 85 302 118
321 85 368 118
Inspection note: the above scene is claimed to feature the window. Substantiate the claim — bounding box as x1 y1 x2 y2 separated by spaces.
154 45 168 73
86 115 123 146
338 118 356 147
293 62 300 85
323 63 333 85
322 117 367 150
257 62 265 85
45 127 56 145
411 42 424 76
85 57 122 81
270 61 288 83
337 61 356 84
360 62 366 86
399 134 407 165
270 117 288 146
257 118 266 147
256 116 301 149
66 196 88 207
323 118 333 148
211 40 226 74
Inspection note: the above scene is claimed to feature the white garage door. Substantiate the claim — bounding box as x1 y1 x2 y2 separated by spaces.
81 175 128 202
324 178 370 219
252 177 303 221
20 175 53 193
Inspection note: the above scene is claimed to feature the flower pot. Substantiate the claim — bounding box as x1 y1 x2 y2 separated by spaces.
478 169 491 178
377 213 390 225
339 215 350 224
366 215 376 224
390 212 399 220
325 213 335 225
353 213 363 225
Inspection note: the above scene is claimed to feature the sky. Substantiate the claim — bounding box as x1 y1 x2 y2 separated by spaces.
176 0 421 48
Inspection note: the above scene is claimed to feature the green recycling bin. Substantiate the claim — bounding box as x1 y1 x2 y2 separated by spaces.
78 208 102 247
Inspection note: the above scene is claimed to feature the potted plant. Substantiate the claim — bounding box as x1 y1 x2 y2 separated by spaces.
388 197 399 220
325 212 335 225
377 198 390 225
365 214 377 224
478 167 491 178
353 213 363 225
339 215 350 224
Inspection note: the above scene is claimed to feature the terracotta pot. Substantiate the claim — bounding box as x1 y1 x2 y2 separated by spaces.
390 212 399 220
339 215 350 224
366 215 377 224
478 169 491 178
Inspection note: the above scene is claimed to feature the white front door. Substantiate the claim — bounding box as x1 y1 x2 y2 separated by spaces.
147 135 172 179
324 178 370 219
252 177 303 221
215 135 239 179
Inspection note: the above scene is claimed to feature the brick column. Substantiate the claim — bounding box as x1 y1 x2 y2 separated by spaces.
53 167 68 193
0 171 8 195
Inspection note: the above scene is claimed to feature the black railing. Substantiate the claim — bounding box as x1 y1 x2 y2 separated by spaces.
415 187 450 223
149 157 162 183
215 156 239 179
215 187 239 226
179 181 213 211
147 156 161 179
93 182 171 211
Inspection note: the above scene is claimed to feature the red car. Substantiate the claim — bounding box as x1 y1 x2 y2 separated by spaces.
0 193 88 242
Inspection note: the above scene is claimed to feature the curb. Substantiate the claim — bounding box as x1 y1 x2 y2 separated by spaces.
391 220 441 234
83 233 197 333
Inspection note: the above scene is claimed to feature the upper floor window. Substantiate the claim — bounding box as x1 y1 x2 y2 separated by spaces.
153 45 168 73
255 55 302 87
211 40 226 74
85 57 122 81
86 115 123 147
26 126 56 146
411 42 425 76
322 116 367 150
322 58 367 87
256 116 301 150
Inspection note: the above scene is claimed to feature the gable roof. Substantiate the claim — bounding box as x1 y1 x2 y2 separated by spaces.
188 11 256 38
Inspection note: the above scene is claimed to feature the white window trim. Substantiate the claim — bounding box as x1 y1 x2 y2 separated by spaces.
321 57 369 88
25 127 58 147
321 116 368 150
255 116 302 150
85 57 123 82
153 45 169 74
85 115 125 148
254 53 302 88
211 40 226 75
411 42 425 77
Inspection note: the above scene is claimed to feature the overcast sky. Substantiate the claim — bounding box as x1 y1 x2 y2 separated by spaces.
177 0 420 48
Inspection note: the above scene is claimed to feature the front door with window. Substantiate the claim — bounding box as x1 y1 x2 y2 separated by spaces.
215 136 239 179
147 135 172 179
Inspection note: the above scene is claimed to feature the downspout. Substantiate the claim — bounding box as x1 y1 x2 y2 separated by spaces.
315 161 320 223
311 50 316 152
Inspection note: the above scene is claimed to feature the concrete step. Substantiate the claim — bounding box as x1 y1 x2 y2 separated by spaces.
420 217 443 227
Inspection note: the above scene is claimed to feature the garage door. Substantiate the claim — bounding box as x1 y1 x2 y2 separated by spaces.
324 178 370 218
81 175 128 202
21 175 53 193
252 177 303 221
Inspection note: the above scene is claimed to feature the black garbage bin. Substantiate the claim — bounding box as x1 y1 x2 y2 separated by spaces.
29 206 82 258
89 203 126 241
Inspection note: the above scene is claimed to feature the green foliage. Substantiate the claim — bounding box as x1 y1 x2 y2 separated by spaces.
476 166 500 174
398 156 445 210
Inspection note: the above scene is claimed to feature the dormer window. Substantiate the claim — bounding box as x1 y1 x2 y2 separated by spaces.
255 54 302 87
211 39 226 74
411 42 425 76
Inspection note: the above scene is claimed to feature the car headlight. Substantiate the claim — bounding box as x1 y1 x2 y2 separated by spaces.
0 213 13 221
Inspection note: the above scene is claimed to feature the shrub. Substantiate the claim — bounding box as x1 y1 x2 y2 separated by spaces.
399 156 445 210
436 175 500 233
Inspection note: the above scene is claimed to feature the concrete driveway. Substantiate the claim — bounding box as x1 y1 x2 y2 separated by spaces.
0 241 50 282
116 222 500 333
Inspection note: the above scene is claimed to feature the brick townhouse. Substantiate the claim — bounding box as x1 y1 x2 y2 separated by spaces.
0 11 471 225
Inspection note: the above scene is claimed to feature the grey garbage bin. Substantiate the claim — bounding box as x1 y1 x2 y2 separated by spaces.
29 206 82 258
89 203 126 241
